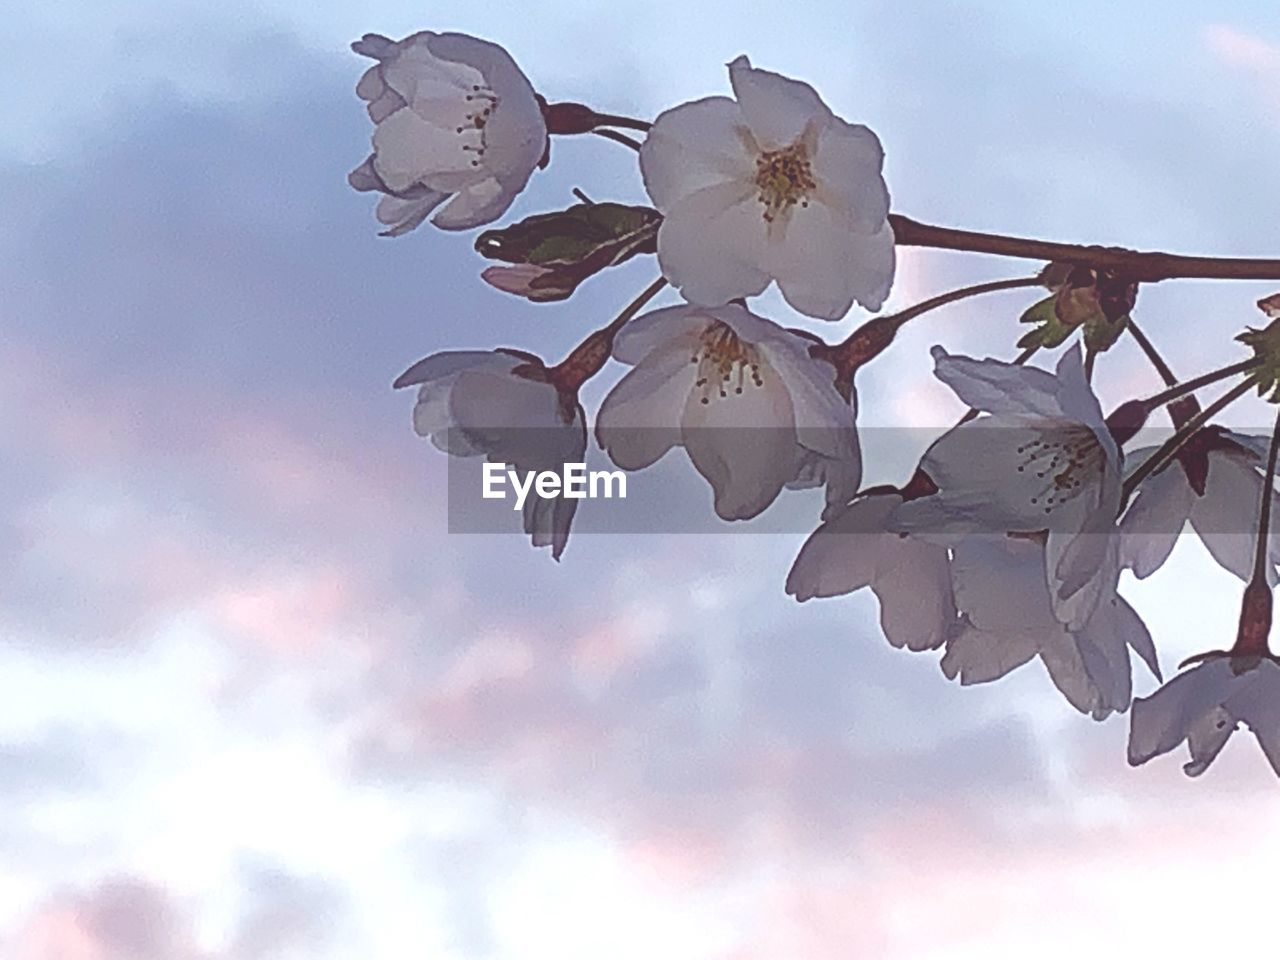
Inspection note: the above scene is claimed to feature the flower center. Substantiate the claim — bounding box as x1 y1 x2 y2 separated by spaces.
1014 425 1105 513
754 141 815 223
456 84 499 168
690 323 764 405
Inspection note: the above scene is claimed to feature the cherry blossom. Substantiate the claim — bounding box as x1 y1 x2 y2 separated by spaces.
943 535 1157 719
786 488 956 651
1120 428 1280 584
595 301 860 520
1129 655 1280 777
395 350 585 559
639 55 894 320
890 344 1122 630
349 32 547 236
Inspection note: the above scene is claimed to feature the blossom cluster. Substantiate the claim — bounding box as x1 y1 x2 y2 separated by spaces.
350 30 1280 780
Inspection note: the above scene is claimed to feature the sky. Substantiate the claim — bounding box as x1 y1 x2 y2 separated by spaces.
2 2 1280 958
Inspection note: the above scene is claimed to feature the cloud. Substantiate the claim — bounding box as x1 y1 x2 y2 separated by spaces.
4 12 1280 960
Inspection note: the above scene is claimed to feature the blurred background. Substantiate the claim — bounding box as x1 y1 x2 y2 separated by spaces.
2 2 1279 957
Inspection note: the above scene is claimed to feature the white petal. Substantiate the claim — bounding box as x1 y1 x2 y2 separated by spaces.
769 203 895 318
1071 602 1134 717
1053 343 1109 435
840 222 896 314
1096 593 1161 682
1128 659 1238 767
596 344 699 471
681 366 797 520
941 621 1038 685
655 181 771 307
1190 451 1280 585
1045 509 1118 631
431 177 514 230
1183 707 1237 776
786 494 897 600
930 349 1063 419
376 191 450 236
894 422 1095 536
1222 661 1280 777
381 34 482 101
788 494 954 649
611 305 709 366
640 96 756 210
755 337 855 452
811 117 890 231
394 350 515 389
950 536 1058 633
1039 633 1107 716
521 409 587 560
371 108 477 191
1119 462 1193 578
727 55 833 148
352 33 398 61
448 368 565 469
427 33 546 184
872 537 956 650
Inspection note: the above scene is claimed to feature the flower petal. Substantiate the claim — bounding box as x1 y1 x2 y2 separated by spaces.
770 204 895 318
1128 659 1237 768
520 407 587 561
371 107 475 191
596 343 699 471
376 191 450 236
786 494 953 649
431 177 513 230
655 181 771 307
611 305 709 366
893 423 1098 537
681 365 797 520
950 536 1057 633
727 55 833 148
640 96 756 209
811 117 890 231
786 494 895 600
941 621 1038 686
1183 707 1237 776
1222 661 1280 777
930 348 1063 419
1119 461 1193 579
1190 450 1280 585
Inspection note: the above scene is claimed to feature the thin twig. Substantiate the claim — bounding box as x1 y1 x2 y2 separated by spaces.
591 128 642 151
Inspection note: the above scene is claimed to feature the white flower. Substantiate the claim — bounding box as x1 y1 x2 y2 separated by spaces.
786 490 955 651
943 535 1157 719
349 32 547 236
1129 655 1280 777
395 349 585 559
1120 428 1280 584
596 301 860 521
639 55 894 320
890 344 1122 629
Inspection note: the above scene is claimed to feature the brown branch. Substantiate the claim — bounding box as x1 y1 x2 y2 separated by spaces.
889 214 1280 282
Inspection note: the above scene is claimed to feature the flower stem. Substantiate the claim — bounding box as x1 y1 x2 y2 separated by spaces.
1122 376 1260 501
1232 406 1280 657
1136 357 1261 411
830 275 1041 373
589 113 652 132
1125 318 1177 387
889 214 1280 282
550 277 667 390
591 128 642 151
1249 405 1280 588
